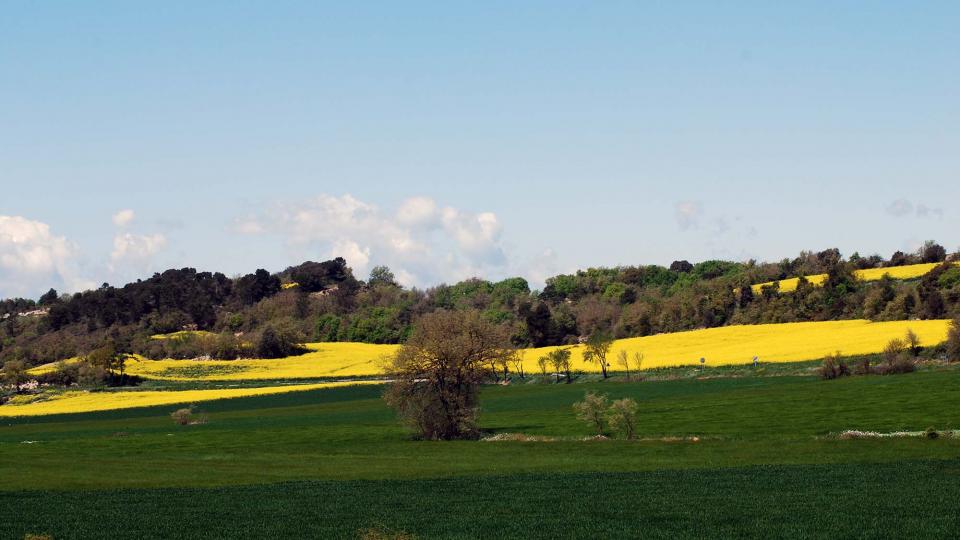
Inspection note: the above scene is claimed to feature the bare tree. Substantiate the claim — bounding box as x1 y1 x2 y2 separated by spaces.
383 310 510 440
631 351 644 378
537 355 549 379
615 350 644 381
573 391 608 435
616 350 631 381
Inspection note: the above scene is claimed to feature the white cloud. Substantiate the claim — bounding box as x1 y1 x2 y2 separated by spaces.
0 215 92 297
522 248 560 289
112 209 136 227
675 201 702 231
396 196 439 228
236 193 510 286
441 208 506 265
110 233 167 273
330 239 371 275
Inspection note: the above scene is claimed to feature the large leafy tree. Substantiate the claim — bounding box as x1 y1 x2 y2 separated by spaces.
383 310 510 440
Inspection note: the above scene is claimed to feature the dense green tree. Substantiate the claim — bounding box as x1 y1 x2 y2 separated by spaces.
368 266 397 287
38 288 60 306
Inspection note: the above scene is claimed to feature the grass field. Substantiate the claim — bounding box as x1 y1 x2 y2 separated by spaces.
51 319 948 383
0 380 379 417
751 262 957 293
2 367 960 538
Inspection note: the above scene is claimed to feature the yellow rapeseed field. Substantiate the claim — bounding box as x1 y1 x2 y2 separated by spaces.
751 262 955 293
114 319 950 381
124 342 398 381
520 319 948 372
0 381 379 417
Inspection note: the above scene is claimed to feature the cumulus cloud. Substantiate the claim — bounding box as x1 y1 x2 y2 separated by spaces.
886 199 943 219
112 209 136 227
396 196 439 228
522 248 560 289
237 194 509 286
675 201 703 231
0 215 92 297
329 239 371 274
110 233 167 273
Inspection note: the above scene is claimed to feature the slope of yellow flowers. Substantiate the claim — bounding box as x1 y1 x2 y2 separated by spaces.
751 262 955 293
114 319 950 381
0 381 379 417
124 342 398 381
520 319 948 372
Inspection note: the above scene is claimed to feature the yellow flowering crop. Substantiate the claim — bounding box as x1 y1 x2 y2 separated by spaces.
116 319 950 381
124 342 398 381
751 262 955 293
0 381 379 417
519 319 949 372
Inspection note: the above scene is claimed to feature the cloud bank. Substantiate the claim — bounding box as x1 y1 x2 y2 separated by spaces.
0 215 93 297
236 194 509 286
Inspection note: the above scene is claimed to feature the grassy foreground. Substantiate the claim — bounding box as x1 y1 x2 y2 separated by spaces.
4 461 959 539
2 369 960 538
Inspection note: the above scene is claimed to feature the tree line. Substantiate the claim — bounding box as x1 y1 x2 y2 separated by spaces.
2 242 959 367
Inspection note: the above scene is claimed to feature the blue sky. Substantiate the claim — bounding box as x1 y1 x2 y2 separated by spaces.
1 1 958 298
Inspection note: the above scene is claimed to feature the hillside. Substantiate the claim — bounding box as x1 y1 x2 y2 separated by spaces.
751 262 960 293
2 242 959 369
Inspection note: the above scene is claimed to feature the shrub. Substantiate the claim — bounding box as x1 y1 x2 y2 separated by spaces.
573 391 609 435
1 359 28 392
36 361 79 386
925 427 940 440
876 353 916 375
171 406 198 426
818 352 850 380
77 362 108 387
605 398 640 440
255 325 304 358
882 338 907 364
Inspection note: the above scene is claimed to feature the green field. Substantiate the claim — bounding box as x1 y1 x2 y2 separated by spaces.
3 367 960 538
